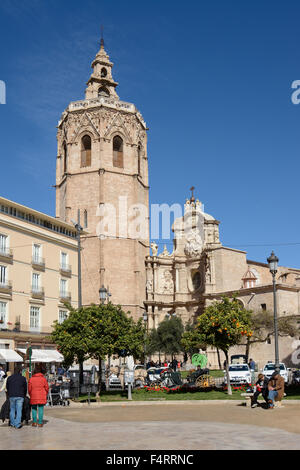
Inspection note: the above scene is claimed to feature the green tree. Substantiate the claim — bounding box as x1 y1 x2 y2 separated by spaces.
191 296 253 394
245 310 299 361
50 302 145 396
147 316 184 362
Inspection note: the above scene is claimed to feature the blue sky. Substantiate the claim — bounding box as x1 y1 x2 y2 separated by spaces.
1 0 300 268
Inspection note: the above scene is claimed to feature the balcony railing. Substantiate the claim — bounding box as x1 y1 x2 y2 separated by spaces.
59 291 71 302
0 281 12 294
31 286 45 300
31 257 45 271
0 248 13 263
60 263 72 277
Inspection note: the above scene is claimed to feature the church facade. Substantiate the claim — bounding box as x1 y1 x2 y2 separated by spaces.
55 40 300 369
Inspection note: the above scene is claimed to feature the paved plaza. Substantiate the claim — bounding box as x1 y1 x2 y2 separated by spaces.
1 391 300 450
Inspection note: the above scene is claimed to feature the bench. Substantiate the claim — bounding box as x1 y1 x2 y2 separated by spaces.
240 392 254 407
240 392 286 407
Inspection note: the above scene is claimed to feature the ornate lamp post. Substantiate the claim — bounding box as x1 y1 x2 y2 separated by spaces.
267 251 280 374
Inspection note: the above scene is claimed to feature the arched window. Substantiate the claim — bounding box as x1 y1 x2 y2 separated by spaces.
63 142 67 173
192 271 201 291
81 135 92 167
101 67 107 78
113 136 124 168
98 86 110 98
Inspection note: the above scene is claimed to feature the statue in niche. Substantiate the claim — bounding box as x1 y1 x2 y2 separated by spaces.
205 254 212 283
162 270 174 293
146 279 153 292
150 241 158 257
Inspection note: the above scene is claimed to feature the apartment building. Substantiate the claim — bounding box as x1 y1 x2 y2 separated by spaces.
0 196 79 358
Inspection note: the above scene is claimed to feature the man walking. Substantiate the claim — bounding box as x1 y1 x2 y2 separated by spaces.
6 365 27 429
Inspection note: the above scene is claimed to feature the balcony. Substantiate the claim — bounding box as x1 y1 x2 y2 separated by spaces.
60 263 72 277
0 248 13 264
0 281 12 295
59 291 71 302
31 286 45 300
31 256 45 271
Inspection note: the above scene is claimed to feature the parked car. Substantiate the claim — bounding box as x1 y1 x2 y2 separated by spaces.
261 362 289 383
292 369 300 386
224 363 252 385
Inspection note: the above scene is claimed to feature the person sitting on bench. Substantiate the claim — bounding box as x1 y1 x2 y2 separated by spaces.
267 371 285 409
251 373 269 408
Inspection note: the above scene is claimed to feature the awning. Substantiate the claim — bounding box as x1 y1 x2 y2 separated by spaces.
15 348 64 363
0 349 23 363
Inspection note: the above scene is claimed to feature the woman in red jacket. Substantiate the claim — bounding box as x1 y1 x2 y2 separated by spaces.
28 365 49 427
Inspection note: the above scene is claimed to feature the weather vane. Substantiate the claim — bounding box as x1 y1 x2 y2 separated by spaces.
100 24 104 48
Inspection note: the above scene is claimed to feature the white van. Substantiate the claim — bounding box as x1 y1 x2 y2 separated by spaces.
224 363 252 385
262 363 288 383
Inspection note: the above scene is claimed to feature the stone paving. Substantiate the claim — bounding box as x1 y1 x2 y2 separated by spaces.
1 391 300 450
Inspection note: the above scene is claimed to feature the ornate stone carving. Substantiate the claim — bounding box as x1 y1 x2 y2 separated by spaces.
184 230 203 257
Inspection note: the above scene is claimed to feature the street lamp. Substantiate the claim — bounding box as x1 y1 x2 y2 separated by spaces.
142 310 148 365
267 251 280 374
71 210 83 309
99 285 111 304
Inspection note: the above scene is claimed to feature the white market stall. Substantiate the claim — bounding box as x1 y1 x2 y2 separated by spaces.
16 348 64 363
0 349 23 363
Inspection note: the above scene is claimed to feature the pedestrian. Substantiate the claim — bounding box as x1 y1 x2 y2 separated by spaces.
251 373 268 408
6 365 27 429
0 370 11 400
28 364 49 427
249 358 256 371
267 371 285 409
0 365 5 380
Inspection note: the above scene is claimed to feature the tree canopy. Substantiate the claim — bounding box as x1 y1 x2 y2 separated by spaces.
50 303 146 368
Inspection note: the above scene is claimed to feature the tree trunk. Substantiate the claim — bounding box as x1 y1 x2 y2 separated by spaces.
95 357 102 401
79 361 84 386
216 348 222 370
224 350 232 395
245 339 250 364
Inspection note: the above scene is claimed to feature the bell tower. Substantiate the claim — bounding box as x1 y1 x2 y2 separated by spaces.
55 39 149 319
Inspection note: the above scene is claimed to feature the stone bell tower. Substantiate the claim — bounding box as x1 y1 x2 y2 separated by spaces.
55 39 150 319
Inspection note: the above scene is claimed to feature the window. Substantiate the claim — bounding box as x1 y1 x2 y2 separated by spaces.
32 273 40 292
0 265 7 285
192 271 201 291
81 135 92 167
113 136 123 168
60 279 67 296
61 252 68 269
59 310 68 324
63 142 67 173
0 234 8 255
0 302 7 327
261 303 267 311
33 244 41 263
101 67 107 78
137 144 141 175
30 306 40 331
98 86 110 97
